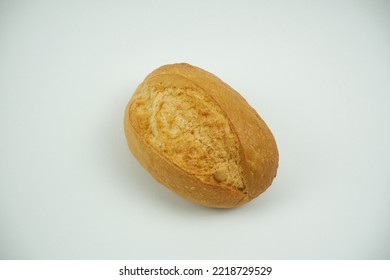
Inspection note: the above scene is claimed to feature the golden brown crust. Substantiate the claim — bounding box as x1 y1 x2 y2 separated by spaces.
124 63 278 208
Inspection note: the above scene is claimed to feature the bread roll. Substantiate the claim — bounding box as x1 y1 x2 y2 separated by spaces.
124 63 278 208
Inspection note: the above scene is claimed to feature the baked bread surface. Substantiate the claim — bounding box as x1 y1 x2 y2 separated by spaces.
124 63 278 208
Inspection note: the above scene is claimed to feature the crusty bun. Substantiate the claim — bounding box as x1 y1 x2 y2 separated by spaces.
124 63 278 208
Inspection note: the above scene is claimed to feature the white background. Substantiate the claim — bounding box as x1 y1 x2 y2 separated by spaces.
1 0 389 259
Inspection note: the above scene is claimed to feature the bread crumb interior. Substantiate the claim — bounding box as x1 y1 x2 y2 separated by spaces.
132 85 244 191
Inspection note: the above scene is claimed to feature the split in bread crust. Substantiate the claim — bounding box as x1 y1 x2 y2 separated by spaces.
131 84 245 192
